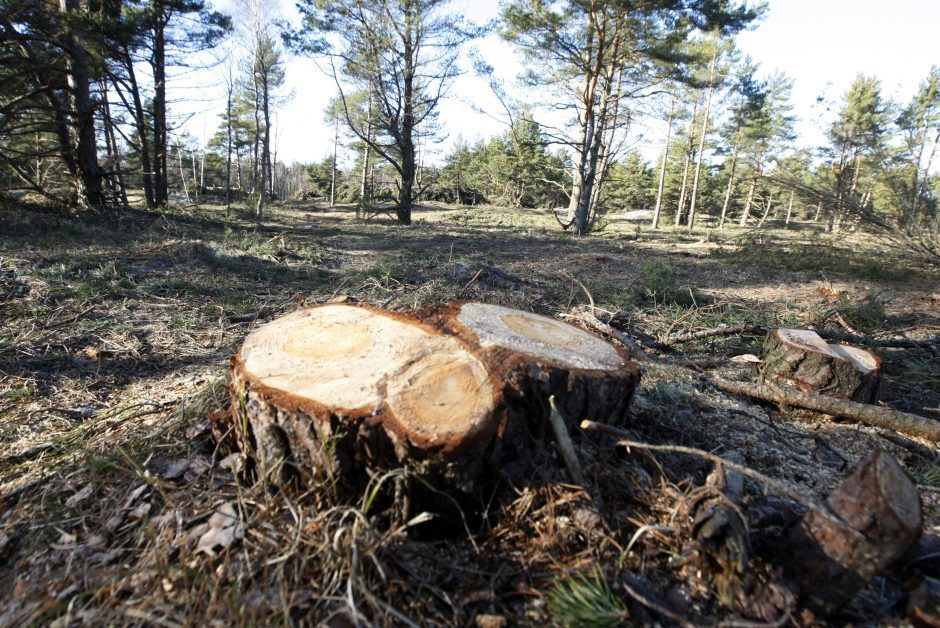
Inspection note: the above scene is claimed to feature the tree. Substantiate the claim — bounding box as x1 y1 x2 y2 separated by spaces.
501 0 761 236
0 0 111 209
736 71 794 226
824 75 890 231
104 0 229 209
892 66 940 227
291 0 481 225
716 56 763 228
242 5 285 221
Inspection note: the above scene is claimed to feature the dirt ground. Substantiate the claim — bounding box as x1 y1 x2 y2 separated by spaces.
1 200 938 625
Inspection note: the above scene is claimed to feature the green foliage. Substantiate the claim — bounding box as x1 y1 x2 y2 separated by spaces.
635 259 699 307
835 290 890 332
432 118 570 208
546 569 627 628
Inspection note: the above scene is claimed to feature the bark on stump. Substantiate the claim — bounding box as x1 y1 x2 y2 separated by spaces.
230 302 640 491
783 449 922 617
758 329 882 403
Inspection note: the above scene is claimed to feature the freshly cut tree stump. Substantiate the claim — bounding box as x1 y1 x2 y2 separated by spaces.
444 302 639 426
758 329 882 403
231 302 640 491
783 449 922 616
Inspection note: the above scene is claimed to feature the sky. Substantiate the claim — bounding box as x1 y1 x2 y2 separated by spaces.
180 0 940 167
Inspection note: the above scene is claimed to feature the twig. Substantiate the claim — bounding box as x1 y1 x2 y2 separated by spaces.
580 420 835 519
811 327 940 350
709 377 940 443
832 312 858 335
560 270 595 314
876 428 939 462
548 396 585 485
455 268 484 299
569 307 652 362
619 572 696 628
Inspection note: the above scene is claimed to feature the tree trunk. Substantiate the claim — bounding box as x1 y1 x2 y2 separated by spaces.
675 95 700 227
256 69 270 222
330 117 338 206
120 52 155 209
757 186 774 227
757 329 882 403
59 0 102 209
652 93 675 230
739 154 761 227
719 130 740 229
687 42 719 232
225 77 233 213
231 302 640 492
360 94 371 204
782 449 921 617
152 14 168 207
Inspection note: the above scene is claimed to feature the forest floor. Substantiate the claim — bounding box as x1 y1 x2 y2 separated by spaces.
1 199 939 625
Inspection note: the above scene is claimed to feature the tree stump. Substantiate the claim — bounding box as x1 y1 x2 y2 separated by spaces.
783 449 922 616
231 302 640 491
758 329 882 402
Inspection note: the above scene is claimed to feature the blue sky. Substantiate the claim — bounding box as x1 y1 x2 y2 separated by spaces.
181 0 940 166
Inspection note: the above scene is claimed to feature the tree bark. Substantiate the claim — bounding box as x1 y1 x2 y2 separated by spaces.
652 93 675 230
152 9 168 207
687 42 719 231
758 329 882 403
59 0 103 209
231 302 640 491
675 95 700 227
719 130 740 229
782 449 921 617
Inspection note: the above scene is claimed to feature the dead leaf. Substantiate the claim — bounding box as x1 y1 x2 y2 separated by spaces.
219 453 244 474
163 458 190 480
730 354 762 364
196 502 243 556
65 484 94 508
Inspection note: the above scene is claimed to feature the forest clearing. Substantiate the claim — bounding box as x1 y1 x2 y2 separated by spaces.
1 200 938 625
3 0 940 624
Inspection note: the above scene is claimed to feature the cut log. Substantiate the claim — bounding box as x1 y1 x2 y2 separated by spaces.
758 328 882 403
782 449 922 617
231 302 640 491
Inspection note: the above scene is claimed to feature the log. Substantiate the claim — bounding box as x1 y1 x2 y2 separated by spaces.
710 376 940 443
758 328 882 403
783 449 922 617
231 302 639 491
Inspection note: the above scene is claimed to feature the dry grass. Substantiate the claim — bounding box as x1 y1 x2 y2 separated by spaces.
1 199 938 625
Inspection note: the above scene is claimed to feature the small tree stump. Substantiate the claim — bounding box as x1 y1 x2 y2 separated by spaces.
231 302 640 491
758 329 882 402
783 449 922 616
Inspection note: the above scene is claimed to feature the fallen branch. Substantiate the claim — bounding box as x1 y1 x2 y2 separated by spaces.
580 420 832 517
811 327 940 351
548 395 585 485
567 307 653 362
663 323 765 346
709 377 940 443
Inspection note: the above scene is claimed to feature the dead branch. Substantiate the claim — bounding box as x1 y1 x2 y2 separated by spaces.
811 327 940 352
547 395 585 485
580 419 837 520
663 324 765 345
567 307 653 362
709 377 940 444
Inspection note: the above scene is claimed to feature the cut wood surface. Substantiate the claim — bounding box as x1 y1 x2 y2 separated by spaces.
784 449 922 616
758 328 882 403
231 301 640 490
